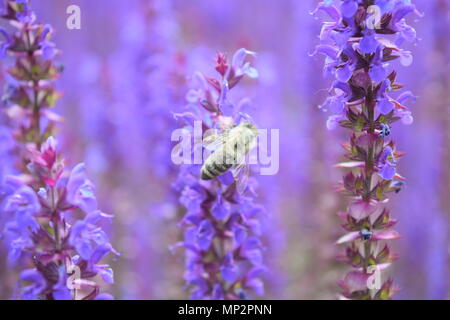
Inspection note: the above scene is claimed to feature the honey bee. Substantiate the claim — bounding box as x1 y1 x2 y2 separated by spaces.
201 121 258 194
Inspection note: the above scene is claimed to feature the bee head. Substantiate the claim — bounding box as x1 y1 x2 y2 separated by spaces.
240 122 258 132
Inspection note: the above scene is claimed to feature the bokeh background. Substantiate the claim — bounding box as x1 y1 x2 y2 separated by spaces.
1 0 449 299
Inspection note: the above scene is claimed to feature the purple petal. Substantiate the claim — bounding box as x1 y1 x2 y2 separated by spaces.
232 48 256 70
369 64 386 83
212 196 230 220
53 286 72 300
221 265 238 283
66 163 98 214
310 2 341 22
336 64 352 82
99 267 114 284
233 225 247 245
95 293 114 300
399 110 414 125
391 4 417 26
360 32 378 54
245 278 264 296
217 171 234 185
311 44 339 60
196 220 215 250
397 91 417 105
326 114 343 130
379 163 396 180
212 284 224 300
341 0 358 18
89 243 112 265
378 98 394 114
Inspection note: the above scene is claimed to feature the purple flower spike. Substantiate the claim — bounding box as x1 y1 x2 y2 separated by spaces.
175 50 266 300
314 0 420 300
3 137 115 300
0 1 114 300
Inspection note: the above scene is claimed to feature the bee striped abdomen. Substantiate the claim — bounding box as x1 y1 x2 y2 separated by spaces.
201 151 233 180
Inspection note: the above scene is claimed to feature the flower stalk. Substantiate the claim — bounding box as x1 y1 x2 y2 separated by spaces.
0 0 115 300
313 0 421 299
173 49 265 300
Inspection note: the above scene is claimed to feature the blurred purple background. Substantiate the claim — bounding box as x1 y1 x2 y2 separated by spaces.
1 0 449 299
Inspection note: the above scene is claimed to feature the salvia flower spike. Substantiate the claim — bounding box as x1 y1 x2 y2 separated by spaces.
313 0 421 299
173 49 266 300
0 0 115 300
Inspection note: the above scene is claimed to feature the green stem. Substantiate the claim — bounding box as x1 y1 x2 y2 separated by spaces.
50 186 61 252
362 97 376 298
31 84 40 144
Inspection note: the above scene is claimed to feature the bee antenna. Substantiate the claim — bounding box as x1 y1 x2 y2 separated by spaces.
236 112 252 123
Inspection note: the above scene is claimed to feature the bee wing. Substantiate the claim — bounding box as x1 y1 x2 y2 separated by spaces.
202 132 228 151
231 157 250 195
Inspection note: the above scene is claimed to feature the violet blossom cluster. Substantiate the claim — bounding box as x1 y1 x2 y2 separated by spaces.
312 0 421 299
2 138 115 299
0 0 115 300
173 49 266 300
